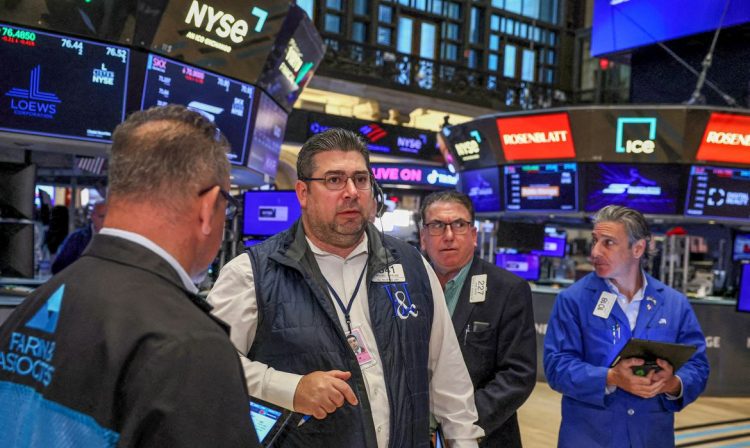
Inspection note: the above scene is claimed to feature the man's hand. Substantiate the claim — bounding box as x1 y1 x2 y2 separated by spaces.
652 358 682 396
607 358 666 399
293 370 359 419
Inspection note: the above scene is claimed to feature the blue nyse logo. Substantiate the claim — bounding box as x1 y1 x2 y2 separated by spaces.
6 65 61 119
26 285 65 334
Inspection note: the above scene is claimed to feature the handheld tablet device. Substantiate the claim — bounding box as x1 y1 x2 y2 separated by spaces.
610 338 697 376
250 397 299 447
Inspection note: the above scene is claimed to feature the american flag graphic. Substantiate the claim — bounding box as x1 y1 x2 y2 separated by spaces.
76 156 107 175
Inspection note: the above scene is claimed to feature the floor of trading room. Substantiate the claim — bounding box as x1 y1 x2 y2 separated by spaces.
518 382 750 447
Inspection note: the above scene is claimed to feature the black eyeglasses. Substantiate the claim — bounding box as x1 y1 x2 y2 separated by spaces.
301 173 372 191
198 185 239 220
423 219 472 236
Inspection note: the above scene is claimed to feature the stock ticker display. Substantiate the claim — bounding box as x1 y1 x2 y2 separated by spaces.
0 23 129 142
246 91 287 179
504 163 578 212
685 165 750 221
140 53 256 166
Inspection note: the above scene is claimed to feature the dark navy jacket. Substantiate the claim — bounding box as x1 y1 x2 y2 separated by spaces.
0 235 258 447
247 220 434 448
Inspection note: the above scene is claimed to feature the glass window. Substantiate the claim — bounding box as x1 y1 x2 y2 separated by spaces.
377 26 392 45
442 43 458 60
491 0 504 7
443 23 459 40
326 0 342 11
297 0 314 19
324 14 341 33
489 34 499 51
547 49 555 64
415 0 427 10
446 2 460 19
523 0 540 19
504 18 514 34
420 22 437 59
521 48 535 81
354 0 368 15
546 68 554 84
505 0 522 14
352 22 367 42
504 44 516 77
379 5 393 22
549 31 556 45
519 23 528 38
432 0 444 14
491 14 500 31
468 49 479 69
488 53 499 71
532 26 542 43
470 7 481 44
397 17 413 53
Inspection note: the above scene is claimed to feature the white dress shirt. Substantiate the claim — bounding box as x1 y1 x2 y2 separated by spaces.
208 233 483 447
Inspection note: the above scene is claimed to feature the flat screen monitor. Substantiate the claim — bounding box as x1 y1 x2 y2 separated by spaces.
496 221 546 252
532 227 567 258
243 191 300 237
0 163 36 220
140 53 256 166
495 253 541 281
737 263 750 314
246 91 288 178
459 167 502 213
504 163 578 212
249 397 297 446
684 165 750 221
583 163 686 215
591 0 750 56
0 22 129 142
733 234 750 262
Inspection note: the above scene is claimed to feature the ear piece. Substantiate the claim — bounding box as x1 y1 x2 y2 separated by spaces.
372 181 385 218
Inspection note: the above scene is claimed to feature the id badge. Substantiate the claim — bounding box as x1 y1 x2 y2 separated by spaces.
348 326 376 368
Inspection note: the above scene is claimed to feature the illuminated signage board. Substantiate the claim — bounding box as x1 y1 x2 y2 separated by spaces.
246 91 288 179
307 112 440 160
459 167 502 213
0 23 129 142
696 113 750 164
371 163 458 189
496 113 575 162
441 119 500 169
685 165 750 220
141 54 255 166
615 117 657 154
504 163 578 212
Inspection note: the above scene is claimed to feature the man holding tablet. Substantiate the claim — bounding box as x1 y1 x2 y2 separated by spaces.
544 205 709 447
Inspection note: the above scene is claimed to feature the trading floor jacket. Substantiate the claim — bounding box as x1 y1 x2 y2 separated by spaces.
248 221 435 448
0 235 258 447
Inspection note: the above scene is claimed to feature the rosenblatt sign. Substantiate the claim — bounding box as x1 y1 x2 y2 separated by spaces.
496 112 576 161
696 113 750 164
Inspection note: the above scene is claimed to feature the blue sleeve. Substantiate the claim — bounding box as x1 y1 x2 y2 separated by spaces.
51 232 87 274
661 298 709 412
543 290 609 407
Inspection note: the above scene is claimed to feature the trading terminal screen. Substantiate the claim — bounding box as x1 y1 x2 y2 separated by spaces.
685 165 750 221
504 163 578 212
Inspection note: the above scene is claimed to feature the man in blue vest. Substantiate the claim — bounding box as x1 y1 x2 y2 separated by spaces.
544 205 709 447
419 191 536 447
209 128 484 447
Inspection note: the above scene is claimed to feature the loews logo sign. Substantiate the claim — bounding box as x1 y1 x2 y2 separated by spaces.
615 117 657 154
696 112 750 164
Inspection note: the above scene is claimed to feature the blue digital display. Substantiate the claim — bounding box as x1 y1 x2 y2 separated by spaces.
243 190 301 236
141 54 255 166
371 163 459 189
460 167 502 213
0 23 129 142
246 91 287 178
591 0 750 56
495 253 541 281
734 234 750 262
504 163 578 212
584 163 685 214
738 264 750 314
532 227 566 258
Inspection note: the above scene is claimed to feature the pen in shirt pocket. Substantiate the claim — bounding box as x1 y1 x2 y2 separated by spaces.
463 324 470 345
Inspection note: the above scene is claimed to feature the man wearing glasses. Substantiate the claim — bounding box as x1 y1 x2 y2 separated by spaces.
419 191 536 448
0 105 257 446
209 129 484 447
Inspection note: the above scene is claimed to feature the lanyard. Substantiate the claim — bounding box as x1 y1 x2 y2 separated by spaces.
324 262 368 335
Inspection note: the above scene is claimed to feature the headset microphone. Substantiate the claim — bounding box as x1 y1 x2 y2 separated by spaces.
372 181 386 218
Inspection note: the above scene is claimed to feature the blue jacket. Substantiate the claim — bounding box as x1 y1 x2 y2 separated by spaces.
544 273 709 448
247 220 434 448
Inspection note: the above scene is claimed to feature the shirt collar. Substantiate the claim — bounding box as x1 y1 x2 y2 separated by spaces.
99 228 198 293
445 261 473 290
306 233 369 261
605 270 648 302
